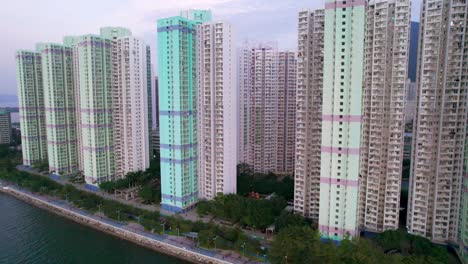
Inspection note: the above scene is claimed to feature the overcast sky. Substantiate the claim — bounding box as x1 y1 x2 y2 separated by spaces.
0 0 422 95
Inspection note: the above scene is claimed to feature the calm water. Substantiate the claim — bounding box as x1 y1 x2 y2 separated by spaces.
0 192 185 264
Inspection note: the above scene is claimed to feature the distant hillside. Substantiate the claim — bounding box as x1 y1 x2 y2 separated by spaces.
408 21 419 82
0 95 18 107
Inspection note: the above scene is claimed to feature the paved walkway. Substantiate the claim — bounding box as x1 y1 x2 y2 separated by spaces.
16 166 270 243
1 180 261 264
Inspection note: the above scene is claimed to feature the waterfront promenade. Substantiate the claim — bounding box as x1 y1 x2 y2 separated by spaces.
0 180 262 264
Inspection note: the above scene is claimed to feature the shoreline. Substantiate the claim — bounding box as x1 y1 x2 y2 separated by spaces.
0 186 232 264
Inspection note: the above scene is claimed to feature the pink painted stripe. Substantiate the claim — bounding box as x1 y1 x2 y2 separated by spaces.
325 0 366 10
319 224 357 236
321 146 361 155
320 177 358 187
322 114 362 123
47 140 77 145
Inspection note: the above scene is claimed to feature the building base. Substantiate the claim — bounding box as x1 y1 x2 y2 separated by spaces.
161 202 197 214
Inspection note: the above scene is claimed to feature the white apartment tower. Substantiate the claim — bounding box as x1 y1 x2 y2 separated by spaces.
407 0 468 244
197 21 238 200
238 46 253 165
238 43 296 174
359 0 411 233
294 8 325 220
239 43 278 173
277 52 297 174
112 36 150 179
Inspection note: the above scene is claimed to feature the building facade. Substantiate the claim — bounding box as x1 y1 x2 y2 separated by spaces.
359 0 411 233
407 0 468 244
197 21 237 200
68 34 116 185
112 36 150 179
405 80 417 124
238 43 296 174
277 51 297 174
16 50 47 166
0 109 11 145
294 8 325 221
38 43 79 176
319 0 366 241
157 10 211 212
146 46 153 159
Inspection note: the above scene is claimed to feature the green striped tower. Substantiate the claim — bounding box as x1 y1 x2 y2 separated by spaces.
157 10 211 213
38 43 79 177
16 50 48 166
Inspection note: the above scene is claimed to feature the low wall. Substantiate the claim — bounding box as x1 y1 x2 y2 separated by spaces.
0 187 230 264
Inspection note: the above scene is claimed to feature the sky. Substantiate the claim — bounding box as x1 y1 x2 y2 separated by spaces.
0 0 422 96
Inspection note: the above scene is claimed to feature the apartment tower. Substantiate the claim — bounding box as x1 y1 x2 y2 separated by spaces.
359 0 411 233
66 34 115 185
407 0 468 244
111 36 150 179
38 43 79 176
319 0 366 241
0 109 11 145
16 50 47 166
197 21 237 200
294 8 325 221
277 52 297 174
157 10 211 212
146 46 153 158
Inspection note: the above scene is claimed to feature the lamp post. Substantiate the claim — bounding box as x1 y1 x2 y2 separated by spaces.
116 210 121 222
241 242 246 256
213 236 218 250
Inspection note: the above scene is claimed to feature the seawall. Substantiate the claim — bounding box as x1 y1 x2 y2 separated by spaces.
0 186 230 264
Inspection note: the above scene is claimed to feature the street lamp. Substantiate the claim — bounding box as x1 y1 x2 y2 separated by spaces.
116 210 121 222
213 236 218 250
241 242 246 256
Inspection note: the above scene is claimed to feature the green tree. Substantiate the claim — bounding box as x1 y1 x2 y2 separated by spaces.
269 226 337 264
138 185 159 204
274 211 308 232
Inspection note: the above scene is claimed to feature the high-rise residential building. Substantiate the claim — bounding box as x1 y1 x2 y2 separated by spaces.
153 76 160 157
407 0 468 244
38 43 79 177
66 34 115 185
152 126 160 155
146 46 153 159
294 8 325 221
318 0 366 241
359 0 411 233
155 76 160 129
16 50 47 166
461 145 468 261
239 43 275 172
238 45 253 165
197 21 237 200
238 43 296 174
277 52 297 174
405 79 417 124
252 44 278 173
157 10 211 213
111 36 150 179
0 109 11 145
